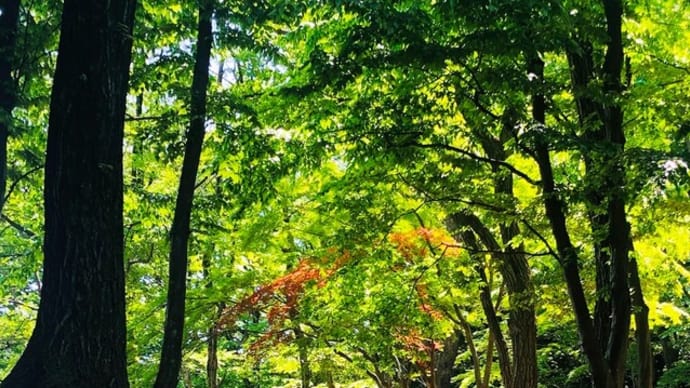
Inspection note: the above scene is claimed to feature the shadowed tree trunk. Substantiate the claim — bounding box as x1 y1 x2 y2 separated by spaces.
0 0 20 215
0 0 136 386
154 0 213 386
527 1 645 383
434 332 460 388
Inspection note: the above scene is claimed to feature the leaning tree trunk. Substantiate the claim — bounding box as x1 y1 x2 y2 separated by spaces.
528 54 612 388
154 1 213 386
0 0 136 386
446 214 513 388
478 116 538 388
0 0 20 215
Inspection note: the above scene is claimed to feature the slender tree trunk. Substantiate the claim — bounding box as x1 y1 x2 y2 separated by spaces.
204 61 226 388
0 0 20 215
630 256 652 387
131 93 144 187
601 2 633 385
204 251 222 388
528 55 612 388
154 1 213 386
1 0 136 386
446 214 513 388
479 119 538 388
295 326 312 388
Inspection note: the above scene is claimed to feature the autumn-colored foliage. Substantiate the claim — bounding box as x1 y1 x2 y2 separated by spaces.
216 259 321 330
389 227 461 262
216 250 354 353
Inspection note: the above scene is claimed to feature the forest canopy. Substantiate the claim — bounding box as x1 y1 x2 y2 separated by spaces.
1 0 690 387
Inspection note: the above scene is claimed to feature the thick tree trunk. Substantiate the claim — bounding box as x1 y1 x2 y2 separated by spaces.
154 1 213 386
0 0 136 386
0 0 20 215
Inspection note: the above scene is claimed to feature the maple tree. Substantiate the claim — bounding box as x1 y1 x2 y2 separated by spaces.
1 0 690 387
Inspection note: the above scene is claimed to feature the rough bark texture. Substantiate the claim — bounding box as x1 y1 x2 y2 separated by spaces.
479 119 538 388
154 1 213 386
0 0 136 386
0 0 20 215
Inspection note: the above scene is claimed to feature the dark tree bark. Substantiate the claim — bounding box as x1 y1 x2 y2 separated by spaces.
0 0 136 386
528 1 644 379
528 54 612 388
0 0 20 215
433 331 460 387
154 1 213 386
549 1 650 385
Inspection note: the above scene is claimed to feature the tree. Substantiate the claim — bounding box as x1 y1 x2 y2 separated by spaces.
154 0 213 386
0 0 20 215
0 0 136 386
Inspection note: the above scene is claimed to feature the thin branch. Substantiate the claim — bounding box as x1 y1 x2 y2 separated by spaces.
1 214 38 239
125 114 173 122
649 54 690 75
2 165 42 207
519 219 560 261
399 141 539 185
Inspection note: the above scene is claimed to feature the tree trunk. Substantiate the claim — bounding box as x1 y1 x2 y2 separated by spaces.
480 118 538 388
295 326 312 388
529 55 612 388
445 214 513 388
0 0 20 215
560 1 643 385
630 256 653 388
434 332 460 388
1 0 136 386
154 1 213 386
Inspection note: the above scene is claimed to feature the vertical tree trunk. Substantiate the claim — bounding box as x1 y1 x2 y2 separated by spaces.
295 326 312 388
0 0 20 215
434 332 460 388
528 55 612 388
1 0 136 386
154 0 213 386
601 2 633 385
479 119 538 388
131 93 144 187
630 256 653 388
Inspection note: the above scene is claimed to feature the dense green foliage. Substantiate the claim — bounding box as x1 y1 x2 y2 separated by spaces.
1 0 689 386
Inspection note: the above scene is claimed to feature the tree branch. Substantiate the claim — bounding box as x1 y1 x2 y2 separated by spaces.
398 141 539 185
